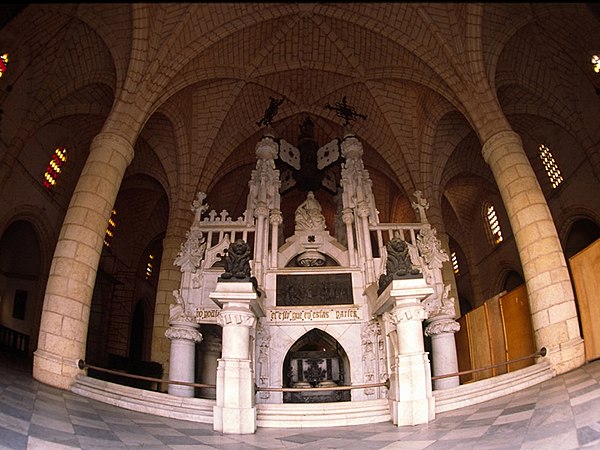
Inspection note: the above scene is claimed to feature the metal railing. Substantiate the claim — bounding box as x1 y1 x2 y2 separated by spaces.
431 347 547 381
255 380 389 393
79 347 546 393
77 360 216 389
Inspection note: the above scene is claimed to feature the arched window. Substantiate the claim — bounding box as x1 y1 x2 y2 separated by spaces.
451 249 460 276
0 53 9 77
103 209 117 247
145 253 154 280
592 54 600 73
538 144 563 189
485 203 503 246
42 146 67 191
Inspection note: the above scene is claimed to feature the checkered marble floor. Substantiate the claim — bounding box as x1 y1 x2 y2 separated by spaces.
2 353 600 449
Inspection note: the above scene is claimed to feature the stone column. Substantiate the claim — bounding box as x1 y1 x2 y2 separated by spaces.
33 132 134 389
342 207 357 266
482 131 584 374
151 234 186 381
253 203 269 286
425 315 460 389
269 209 282 268
197 333 221 399
375 278 434 426
210 281 258 434
358 203 375 284
165 319 202 397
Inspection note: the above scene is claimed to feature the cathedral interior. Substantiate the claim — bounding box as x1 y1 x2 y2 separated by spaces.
0 3 599 420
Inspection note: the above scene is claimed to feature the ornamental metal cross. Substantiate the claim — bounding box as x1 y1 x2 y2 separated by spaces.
324 96 367 126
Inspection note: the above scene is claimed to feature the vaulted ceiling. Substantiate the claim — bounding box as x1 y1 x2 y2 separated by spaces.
2 3 599 238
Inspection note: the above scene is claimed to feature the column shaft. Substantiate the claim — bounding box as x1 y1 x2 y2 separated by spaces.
482 131 584 374
33 132 134 389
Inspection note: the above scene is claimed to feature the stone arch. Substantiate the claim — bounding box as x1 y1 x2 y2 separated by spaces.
502 270 525 293
281 328 351 403
563 217 600 260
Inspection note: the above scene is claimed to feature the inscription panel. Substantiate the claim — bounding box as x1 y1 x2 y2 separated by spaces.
195 308 220 323
268 306 361 324
276 273 353 306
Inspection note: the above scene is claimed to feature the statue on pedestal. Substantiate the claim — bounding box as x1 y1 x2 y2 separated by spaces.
218 239 252 280
377 237 421 295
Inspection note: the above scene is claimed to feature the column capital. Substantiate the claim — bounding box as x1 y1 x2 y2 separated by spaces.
165 323 202 343
481 130 522 164
269 209 283 225
424 317 460 336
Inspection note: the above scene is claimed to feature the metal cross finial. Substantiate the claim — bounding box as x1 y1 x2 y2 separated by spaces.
257 96 285 127
324 96 367 126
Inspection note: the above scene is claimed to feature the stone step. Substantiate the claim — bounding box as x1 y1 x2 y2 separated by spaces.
256 398 391 427
434 360 554 413
71 375 214 423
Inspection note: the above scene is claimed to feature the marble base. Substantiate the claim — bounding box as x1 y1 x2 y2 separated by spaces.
389 353 434 426
213 358 256 434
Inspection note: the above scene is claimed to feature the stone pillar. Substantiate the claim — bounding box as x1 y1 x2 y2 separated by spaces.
482 131 584 374
165 319 202 397
375 278 434 426
342 207 357 266
269 209 282 268
151 234 186 380
197 333 221 399
358 203 375 284
425 315 460 389
33 132 134 389
210 281 258 434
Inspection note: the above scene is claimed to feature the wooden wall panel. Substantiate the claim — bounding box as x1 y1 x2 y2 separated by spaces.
455 315 472 384
467 305 493 381
499 284 535 372
485 296 507 376
569 238 600 362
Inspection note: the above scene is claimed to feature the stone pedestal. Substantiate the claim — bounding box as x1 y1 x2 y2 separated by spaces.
210 281 258 434
375 277 435 426
165 320 202 397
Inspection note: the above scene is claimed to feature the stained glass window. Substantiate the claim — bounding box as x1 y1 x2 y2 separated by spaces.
592 55 600 73
451 250 460 276
103 209 117 247
538 144 563 189
43 146 67 191
486 204 503 245
0 53 9 78
145 254 154 280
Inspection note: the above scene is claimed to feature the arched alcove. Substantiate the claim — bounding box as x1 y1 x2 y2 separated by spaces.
282 328 351 403
564 218 600 260
129 299 147 361
503 270 524 293
0 220 41 354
